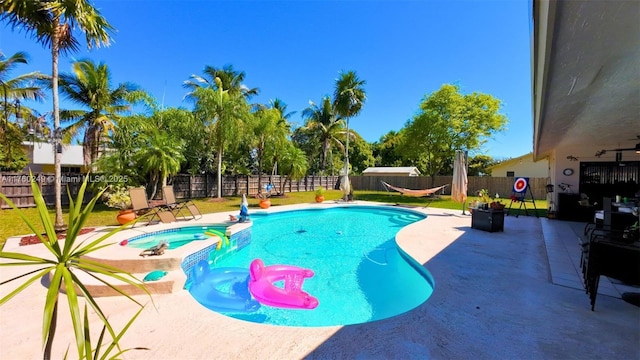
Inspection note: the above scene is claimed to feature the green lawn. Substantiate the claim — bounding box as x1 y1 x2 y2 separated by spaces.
0 190 547 249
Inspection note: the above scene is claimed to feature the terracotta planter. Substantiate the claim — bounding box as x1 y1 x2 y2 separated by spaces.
117 209 136 225
259 199 271 209
315 195 324 203
490 202 506 210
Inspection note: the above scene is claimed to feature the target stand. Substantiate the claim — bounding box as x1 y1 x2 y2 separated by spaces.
506 177 538 217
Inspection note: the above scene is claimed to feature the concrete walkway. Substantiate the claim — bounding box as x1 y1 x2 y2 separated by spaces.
1 203 638 359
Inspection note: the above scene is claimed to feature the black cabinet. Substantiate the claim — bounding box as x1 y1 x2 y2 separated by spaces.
471 209 505 232
557 193 594 222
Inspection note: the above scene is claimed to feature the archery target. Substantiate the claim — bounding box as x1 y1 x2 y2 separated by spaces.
513 177 529 193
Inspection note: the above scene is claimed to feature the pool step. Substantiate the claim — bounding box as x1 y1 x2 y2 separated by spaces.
82 254 184 274
58 268 187 298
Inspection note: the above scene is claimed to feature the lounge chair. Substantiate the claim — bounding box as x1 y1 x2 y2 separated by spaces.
162 185 202 220
128 187 167 227
157 208 179 224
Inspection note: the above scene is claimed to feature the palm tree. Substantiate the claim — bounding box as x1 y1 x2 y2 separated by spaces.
301 96 345 173
269 98 296 121
184 64 259 100
184 65 256 196
0 51 47 170
0 0 114 231
279 143 308 194
0 51 47 126
135 131 185 198
58 59 140 168
192 81 250 198
333 70 366 199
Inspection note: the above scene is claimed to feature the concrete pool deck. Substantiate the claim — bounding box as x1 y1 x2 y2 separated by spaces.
1 202 638 359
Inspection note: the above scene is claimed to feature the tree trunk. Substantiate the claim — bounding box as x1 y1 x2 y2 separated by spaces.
343 118 350 202
52 18 65 232
216 145 223 198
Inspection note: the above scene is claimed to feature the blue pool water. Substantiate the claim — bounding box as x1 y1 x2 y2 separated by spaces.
126 225 227 249
206 206 434 327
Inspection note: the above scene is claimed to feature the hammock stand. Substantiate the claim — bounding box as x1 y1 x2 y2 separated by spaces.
381 181 449 207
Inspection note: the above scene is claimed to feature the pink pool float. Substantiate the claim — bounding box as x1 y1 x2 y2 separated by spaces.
248 258 319 310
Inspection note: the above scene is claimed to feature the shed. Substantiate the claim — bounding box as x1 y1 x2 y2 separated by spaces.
362 167 421 177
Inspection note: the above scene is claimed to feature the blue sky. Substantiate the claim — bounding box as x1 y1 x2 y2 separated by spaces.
1 0 532 159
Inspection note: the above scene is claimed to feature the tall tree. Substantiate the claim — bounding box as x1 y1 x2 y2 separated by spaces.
398 84 508 184
300 96 345 173
469 154 497 176
135 131 185 198
346 132 375 174
1 0 114 231
334 70 366 199
373 130 405 167
192 80 250 198
184 64 258 100
0 51 47 170
278 143 308 194
266 98 294 175
58 59 141 168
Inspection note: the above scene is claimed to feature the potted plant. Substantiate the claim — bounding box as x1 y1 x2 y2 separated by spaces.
315 186 326 203
105 187 135 224
477 189 492 209
468 200 477 214
256 192 271 209
490 193 506 210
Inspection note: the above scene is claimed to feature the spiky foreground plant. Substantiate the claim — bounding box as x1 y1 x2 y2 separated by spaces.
0 174 149 359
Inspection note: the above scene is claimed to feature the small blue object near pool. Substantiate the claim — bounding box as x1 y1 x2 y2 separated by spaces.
143 270 168 282
193 233 206 240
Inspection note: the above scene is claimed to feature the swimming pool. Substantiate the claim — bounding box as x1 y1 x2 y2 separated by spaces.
125 225 227 250
196 206 434 327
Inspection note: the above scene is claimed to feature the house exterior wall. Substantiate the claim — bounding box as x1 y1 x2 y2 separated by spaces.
21 142 86 173
545 144 640 213
489 156 548 178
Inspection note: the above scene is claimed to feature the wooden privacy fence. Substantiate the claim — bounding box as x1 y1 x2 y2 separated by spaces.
0 172 340 208
351 175 548 200
1 171 547 209
169 174 340 199
0 173 89 209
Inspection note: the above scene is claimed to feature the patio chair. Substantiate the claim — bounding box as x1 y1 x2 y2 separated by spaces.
162 185 202 220
129 187 167 227
157 208 179 224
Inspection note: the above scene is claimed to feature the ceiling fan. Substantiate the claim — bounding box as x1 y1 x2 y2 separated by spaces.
594 136 640 157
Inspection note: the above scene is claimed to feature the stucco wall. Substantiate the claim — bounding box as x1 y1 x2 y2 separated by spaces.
490 156 548 178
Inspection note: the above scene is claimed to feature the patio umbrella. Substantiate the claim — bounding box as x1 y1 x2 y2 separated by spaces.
452 150 468 214
239 194 249 222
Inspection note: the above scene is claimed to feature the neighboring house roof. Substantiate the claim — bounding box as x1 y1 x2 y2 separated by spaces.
487 153 536 170
362 167 421 175
22 142 84 166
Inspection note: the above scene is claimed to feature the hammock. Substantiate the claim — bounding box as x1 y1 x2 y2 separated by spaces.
381 181 448 198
